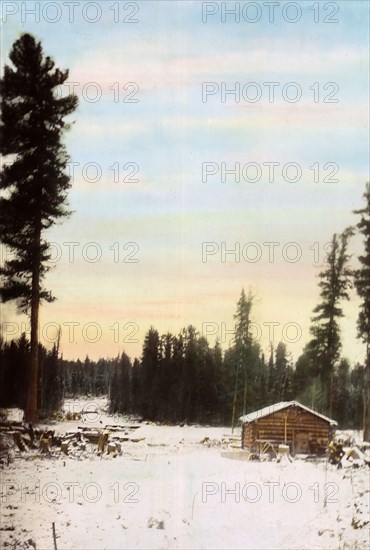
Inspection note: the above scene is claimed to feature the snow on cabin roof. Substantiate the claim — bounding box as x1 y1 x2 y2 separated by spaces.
239 400 337 426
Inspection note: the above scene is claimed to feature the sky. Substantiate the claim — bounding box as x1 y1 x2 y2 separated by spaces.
0 0 369 363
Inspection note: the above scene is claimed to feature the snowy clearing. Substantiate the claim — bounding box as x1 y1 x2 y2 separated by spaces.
1 398 369 550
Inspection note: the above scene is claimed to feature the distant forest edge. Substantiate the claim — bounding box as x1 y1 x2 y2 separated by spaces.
0 316 366 430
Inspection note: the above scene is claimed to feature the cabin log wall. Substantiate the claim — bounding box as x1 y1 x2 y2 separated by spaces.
242 405 335 454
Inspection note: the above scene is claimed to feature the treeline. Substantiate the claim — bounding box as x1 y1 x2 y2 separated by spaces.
0 334 63 416
0 322 366 428
62 356 111 397
108 318 366 428
110 327 224 423
0 336 111 417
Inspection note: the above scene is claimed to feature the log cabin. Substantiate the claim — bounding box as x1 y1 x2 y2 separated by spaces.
239 401 337 455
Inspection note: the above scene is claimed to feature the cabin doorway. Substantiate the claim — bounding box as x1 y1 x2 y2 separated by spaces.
293 432 310 454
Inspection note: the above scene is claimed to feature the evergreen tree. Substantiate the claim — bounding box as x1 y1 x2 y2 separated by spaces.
109 357 120 414
212 339 227 423
305 229 353 415
350 364 366 429
130 358 141 414
254 352 268 408
353 182 370 440
267 344 275 402
273 342 293 402
0 333 29 407
84 356 92 395
223 289 265 430
0 34 78 422
333 358 351 426
118 352 131 413
198 335 219 423
232 288 255 428
39 343 63 414
182 325 199 422
293 351 321 409
171 332 185 421
140 327 160 419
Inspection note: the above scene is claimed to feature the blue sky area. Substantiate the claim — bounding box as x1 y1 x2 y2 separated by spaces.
1 1 369 362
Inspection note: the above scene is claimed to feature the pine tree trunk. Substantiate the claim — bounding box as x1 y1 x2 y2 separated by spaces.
329 371 334 419
231 361 239 433
243 372 247 416
25 218 41 423
364 348 370 442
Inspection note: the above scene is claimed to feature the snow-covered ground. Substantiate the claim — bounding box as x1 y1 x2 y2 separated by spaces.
1 398 369 549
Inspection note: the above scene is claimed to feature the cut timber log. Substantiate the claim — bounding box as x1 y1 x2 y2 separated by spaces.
83 431 100 444
105 424 140 430
12 431 27 451
0 421 24 428
63 432 81 441
77 426 102 432
0 425 26 433
98 432 109 453
61 441 69 455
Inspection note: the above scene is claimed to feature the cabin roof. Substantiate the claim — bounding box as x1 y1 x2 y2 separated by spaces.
239 400 337 426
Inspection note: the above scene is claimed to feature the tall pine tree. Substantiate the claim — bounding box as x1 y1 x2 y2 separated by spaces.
231 289 256 430
353 182 370 440
306 229 353 415
0 34 78 422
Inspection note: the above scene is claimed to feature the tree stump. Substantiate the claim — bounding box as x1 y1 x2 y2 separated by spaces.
277 444 293 463
107 443 117 455
12 431 27 451
40 438 51 453
98 432 109 454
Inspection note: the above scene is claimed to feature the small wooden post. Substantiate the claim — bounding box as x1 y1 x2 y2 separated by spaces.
52 521 58 550
284 415 287 444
